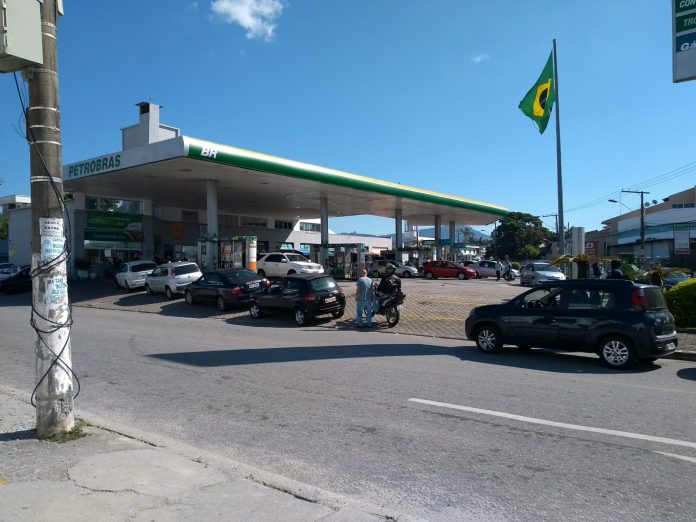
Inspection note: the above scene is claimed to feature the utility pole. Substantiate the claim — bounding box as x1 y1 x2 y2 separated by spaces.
28 0 73 437
622 189 649 268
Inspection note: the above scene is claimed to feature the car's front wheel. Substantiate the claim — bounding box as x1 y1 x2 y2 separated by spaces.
293 307 311 326
425 272 434 279
257 269 266 277
474 324 502 353
457 272 468 280
165 286 174 300
185 290 195 305
598 336 637 370
331 309 344 319
249 302 263 319
401 271 411 278
124 280 131 293
145 284 153 296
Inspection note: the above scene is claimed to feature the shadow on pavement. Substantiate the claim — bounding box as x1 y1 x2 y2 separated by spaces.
676 367 696 381
0 429 36 442
149 342 660 374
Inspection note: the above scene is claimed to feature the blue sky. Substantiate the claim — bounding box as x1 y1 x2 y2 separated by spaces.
2 1 695 236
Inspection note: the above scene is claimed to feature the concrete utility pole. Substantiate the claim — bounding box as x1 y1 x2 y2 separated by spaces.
28 0 74 437
622 189 649 268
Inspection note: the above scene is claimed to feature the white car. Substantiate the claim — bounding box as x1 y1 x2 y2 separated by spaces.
519 262 566 286
256 252 324 278
368 260 418 278
145 261 202 299
114 260 157 291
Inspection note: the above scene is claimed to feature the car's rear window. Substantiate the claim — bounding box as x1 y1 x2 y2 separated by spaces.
310 277 338 291
643 287 669 311
172 263 199 275
224 270 259 282
132 262 156 272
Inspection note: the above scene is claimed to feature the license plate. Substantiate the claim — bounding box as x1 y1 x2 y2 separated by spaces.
396 304 403 311
665 342 676 351
324 296 336 303
248 282 259 288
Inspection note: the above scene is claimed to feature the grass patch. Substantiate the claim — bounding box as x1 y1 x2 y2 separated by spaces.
43 420 88 443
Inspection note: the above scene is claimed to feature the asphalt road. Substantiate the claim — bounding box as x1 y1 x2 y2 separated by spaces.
1 295 695 521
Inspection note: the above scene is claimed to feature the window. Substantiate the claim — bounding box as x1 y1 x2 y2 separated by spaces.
265 254 284 263
299 222 320 232
86 196 142 215
275 219 293 230
241 216 267 228
182 210 199 223
276 242 294 251
257 241 269 254
299 243 311 255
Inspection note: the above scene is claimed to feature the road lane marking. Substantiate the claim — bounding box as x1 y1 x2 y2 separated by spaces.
654 451 696 464
408 398 696 450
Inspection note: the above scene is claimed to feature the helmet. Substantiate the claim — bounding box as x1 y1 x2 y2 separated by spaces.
385 263 396 275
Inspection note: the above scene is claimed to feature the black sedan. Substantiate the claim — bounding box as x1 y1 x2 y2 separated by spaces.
184 269 269 311
249 274 345 326
0 265 31 293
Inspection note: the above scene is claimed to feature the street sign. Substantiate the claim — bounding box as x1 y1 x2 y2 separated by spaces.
673 0 696 82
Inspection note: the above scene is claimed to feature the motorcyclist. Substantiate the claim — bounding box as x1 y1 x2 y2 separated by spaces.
377 263 401 295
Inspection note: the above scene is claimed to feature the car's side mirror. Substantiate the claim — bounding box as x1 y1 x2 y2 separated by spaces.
281 259 288 263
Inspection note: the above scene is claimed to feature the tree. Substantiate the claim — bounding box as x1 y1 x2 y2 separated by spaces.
0 216 8 240
490 212 555 260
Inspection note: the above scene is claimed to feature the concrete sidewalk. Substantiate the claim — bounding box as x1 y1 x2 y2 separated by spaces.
0 388 398 522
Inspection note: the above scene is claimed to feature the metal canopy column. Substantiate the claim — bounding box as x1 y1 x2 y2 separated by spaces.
449 221 456 260
206 179 218 270
434 215 441 260
320 196 329 270
394 208 403 262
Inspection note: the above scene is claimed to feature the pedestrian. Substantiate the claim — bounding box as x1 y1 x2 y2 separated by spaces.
355 269 374 328
503 256 512 280
495 259 502 280
606 259 626 280
592 262 602 279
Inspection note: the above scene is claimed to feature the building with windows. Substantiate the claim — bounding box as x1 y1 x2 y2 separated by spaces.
597 185 696 269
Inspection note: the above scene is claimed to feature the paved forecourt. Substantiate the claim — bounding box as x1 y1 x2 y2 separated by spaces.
23 276 696 354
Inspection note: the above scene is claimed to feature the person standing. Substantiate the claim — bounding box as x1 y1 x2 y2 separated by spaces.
495 259 502 280
355 269 374 328
606 259 627 280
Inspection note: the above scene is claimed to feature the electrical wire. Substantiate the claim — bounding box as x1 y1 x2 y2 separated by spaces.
13 71 81 408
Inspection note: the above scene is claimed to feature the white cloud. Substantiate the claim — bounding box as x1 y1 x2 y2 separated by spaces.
471 54 490 64
211 0 285 42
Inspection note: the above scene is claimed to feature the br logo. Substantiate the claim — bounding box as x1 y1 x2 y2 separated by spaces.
533 79 552 116
201 148 218 158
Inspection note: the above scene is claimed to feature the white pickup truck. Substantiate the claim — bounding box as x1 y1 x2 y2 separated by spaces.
256 252 324 278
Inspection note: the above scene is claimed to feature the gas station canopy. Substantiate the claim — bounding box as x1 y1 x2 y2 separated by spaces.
64 136 508 226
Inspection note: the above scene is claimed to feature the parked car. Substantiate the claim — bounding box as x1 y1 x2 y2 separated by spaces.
0 263 21 280
465 279 678 369
0 265 31 293
114 260 157 291
256 252 324 278
368 260 418 278
185 269 270 311
473 260 497 278
519 262 566 286
249 273 345 326
422 260 477 280
144 261 202 299
662 270 690 289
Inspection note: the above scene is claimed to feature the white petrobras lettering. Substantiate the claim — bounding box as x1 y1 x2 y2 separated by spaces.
201 147 218 158
680 0 696 9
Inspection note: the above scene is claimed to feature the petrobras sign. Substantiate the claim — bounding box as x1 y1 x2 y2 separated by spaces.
673 0 696 82
65 153 122 179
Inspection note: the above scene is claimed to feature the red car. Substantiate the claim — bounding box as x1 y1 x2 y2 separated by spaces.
422 260 477 280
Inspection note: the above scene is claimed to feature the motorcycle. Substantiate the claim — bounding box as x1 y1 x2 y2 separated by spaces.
372 290 406 327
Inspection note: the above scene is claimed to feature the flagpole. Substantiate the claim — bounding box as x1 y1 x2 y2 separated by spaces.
552 38 564 252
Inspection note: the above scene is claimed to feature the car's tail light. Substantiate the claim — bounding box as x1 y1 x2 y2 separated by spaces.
230 287 242 296
338 289 345 298
304 293 317 302
264 280 271 287
631 288 649 311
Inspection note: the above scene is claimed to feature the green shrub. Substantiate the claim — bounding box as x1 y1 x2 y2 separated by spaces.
511 262 521 270
664 278 696 328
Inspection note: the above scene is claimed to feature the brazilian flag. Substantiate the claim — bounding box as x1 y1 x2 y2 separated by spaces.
518 53 556 134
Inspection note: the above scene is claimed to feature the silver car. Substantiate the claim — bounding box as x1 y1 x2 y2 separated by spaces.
114 260 157 291
145 261 202 299
368 260 417 278
519 262 566 286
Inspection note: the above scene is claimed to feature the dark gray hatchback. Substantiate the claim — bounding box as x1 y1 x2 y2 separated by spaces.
464 279 678 369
